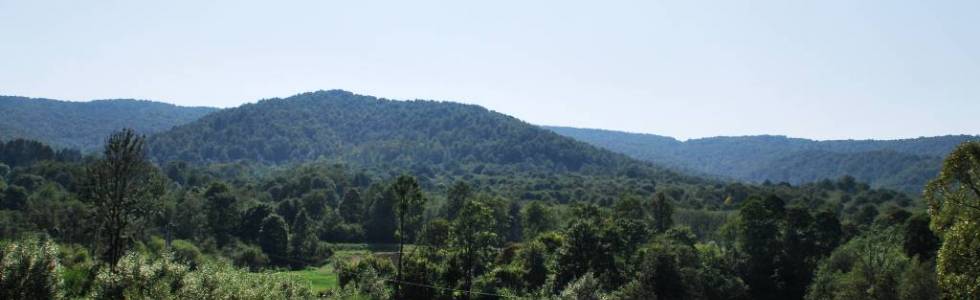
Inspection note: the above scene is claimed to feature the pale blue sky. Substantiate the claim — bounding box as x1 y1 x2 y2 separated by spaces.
1 0 977 140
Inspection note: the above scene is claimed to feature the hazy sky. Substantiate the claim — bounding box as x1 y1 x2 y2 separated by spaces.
1 1 977 140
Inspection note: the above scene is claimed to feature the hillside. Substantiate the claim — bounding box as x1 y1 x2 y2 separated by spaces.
546 126 977 193
148 90 693 184
0 96 217 151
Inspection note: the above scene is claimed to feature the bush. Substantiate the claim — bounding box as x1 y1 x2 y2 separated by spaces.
0 238 62 299
231 243 270 271
560 272 605 300
57 243 95 298
89 250 315 299
171 239 204 269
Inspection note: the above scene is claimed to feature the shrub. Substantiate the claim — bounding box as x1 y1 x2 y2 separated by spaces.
0 238 62 300
231 243 270 271
171 239 204 269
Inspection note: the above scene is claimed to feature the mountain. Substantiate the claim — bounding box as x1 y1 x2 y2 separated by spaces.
0 96 218 152
546 126 978 193
147 90 693 184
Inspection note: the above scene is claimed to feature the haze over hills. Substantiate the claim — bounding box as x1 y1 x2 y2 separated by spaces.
0 96 218 151
546 126 978 193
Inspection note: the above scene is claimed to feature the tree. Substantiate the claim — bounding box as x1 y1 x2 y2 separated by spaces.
805 228 909 300
812 209 843 257
446 181 471 220
259 214 289 265
392 175 426 298
522 201 554 238
778 207 818 299
505 200 523 242
611 240 699 300
924 142 980 298
240 204 273 243
82 129 164 269
204 182 241 247
339 188 363 223
902 213 938 260
420 218 451 248
290 209 319 265
300 189 335 218
517 241 549 290
651 192 674 233
737 196 784 300
365 185 397 243
556 217 609 292
614 194 646 221
452 197 498 300
1 185 28 211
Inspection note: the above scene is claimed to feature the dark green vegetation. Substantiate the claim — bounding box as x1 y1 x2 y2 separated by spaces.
547 126 978 193
149 90 662 174
148 90 713 206
0 96 217 152
0 90 976 299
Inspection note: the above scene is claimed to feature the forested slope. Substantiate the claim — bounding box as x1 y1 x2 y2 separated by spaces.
547 126 977 193
0 96 217 151
148 90 685 181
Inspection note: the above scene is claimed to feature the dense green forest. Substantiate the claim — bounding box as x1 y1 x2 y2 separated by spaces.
0 91 977 299
0 96 217 151
547 126 978 193
147 90 713 204
149 91 649 173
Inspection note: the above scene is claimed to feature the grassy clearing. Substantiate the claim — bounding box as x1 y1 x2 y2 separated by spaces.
284 245 383 293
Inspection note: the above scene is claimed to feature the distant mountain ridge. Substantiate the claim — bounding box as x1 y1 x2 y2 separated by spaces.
546 126 978 193
147 90 692 184
0 96 218 151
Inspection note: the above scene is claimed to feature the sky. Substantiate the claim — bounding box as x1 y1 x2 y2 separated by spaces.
1 1 978 140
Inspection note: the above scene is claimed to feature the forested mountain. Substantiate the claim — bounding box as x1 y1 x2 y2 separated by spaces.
546 126 977 193
0 93 960 299
0 96 217 151
148 90 683 180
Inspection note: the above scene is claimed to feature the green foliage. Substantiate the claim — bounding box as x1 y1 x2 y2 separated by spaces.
365 185 397 243
0 96 216 152
393 175 426 244
934 220 980 298
651 192 674 233
902 213 939 260
0 105 959 300
229 243 270 271
0 238 62 300
82 129 165 268
148 91 666 175
290 209 327 266
204 182 242 247
339 188 364 223
925 141 980 298
0 139 80 168
804 228 917 300
452 194 500 296
523 201 556 239
170 239 204 269
899 258 940 300
259 214 290 265
548 126 976 193
612 239 700 300
446 181 471 220
559 272 605 300
336 256 393 299
737 196 784 299
88 250 314 299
